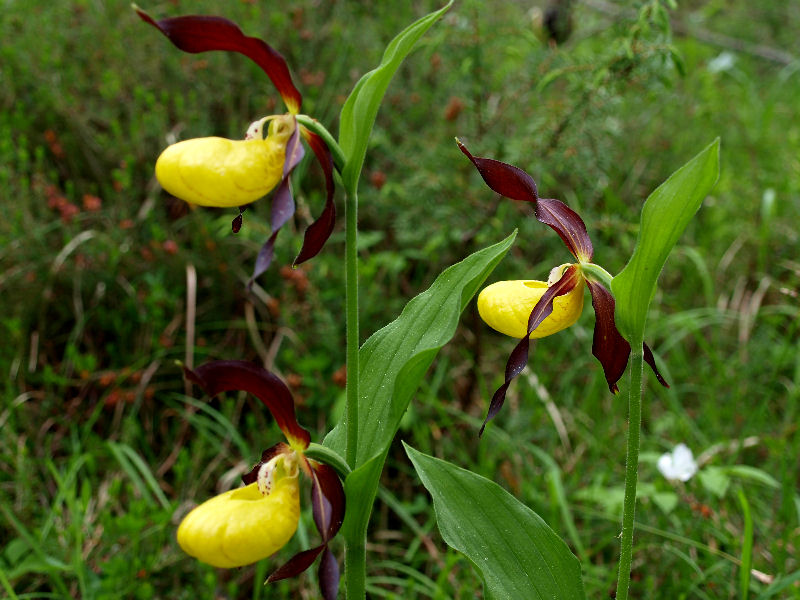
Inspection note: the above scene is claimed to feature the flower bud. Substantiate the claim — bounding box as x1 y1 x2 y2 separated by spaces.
477 275 584 339
176 473 300 568
155 115 295 208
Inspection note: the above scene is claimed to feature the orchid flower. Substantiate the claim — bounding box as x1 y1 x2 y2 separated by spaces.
137 8 336 281
180 361 345 600
458 140 668 433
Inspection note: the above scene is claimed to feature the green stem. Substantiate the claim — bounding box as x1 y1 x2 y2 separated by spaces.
344 186 359 468
616 343 644 600
296 114 346 172
342 183 364 599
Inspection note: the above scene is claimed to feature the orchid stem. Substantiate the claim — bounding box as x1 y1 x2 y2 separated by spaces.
344 186 359 468
296 114 346 172
615 341 644 600
343 183 365 599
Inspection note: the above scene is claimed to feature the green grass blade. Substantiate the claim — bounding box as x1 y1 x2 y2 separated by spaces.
738 489 753 600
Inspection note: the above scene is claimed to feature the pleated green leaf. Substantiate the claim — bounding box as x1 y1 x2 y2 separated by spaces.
406 444 585 600
612 139 720 340
324 232 515 538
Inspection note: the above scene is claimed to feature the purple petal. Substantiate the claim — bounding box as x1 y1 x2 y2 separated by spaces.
318 546 340 600
481 266 581 435
308 462 345 542
136 9 302 113
249 125 306 283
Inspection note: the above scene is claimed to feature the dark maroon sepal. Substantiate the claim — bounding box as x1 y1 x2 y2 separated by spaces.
586 281 631 393
457 140 538 202
536 198 594 262
294 127 336 266
643 342 669 388
480 266 581 435
241 442 291 485
250 125 305 283
135 8 302 113
267 545 325 583
308 462 345 542
231 209 245 234
318 546 340 600
184 360 311 448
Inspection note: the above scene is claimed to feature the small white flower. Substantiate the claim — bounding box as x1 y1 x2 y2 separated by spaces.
657 443 698 482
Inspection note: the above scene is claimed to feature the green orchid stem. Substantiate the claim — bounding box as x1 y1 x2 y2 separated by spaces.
342 183 365 599
615 341 644 600
296 114 346 172
579 261 613 288
304 443 351 479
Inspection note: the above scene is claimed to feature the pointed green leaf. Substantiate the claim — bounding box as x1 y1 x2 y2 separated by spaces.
324 232 515 538
338 2 452 193
406 444 585 600
612 139 720 339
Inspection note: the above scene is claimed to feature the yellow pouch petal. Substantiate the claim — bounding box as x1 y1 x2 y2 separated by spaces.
477 278 584 339
176 477 300 568
155 116 293 208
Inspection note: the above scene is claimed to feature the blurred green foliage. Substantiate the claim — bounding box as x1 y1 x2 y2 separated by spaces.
1 0 799 598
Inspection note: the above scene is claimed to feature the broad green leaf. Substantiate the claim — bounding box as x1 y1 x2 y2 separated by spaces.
406 444 585 600
612 139 720 340
324 232 515 537
338 2 452 193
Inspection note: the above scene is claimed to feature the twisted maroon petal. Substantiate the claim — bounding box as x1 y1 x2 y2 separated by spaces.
294 126 336 266
644 342 669 388
250 124 305 283
586 281 631 393
184 360 310 448
536 198 594 262
267 545 325 583
136 8 302 113
458 140 594 261
457 139 538 202
481 266 581 435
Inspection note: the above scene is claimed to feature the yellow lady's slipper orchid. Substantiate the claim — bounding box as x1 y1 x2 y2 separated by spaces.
459 140 669 433
177 457 300 568
478 269 584 339
155 116 295 208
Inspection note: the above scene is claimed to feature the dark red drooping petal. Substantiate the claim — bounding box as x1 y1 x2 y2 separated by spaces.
294 126 336 266
586 281 631 393
308 462 345 542
318 547 340 600
184 360 311 448
644 342 669 388
536 198 594 262
457 139 538 203
136 8 302 113
480 266 581 435
231 208 245 234
267 545 325 583
250 124 306 283
241 442 291 485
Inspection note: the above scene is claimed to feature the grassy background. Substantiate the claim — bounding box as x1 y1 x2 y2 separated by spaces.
2 0 799 598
